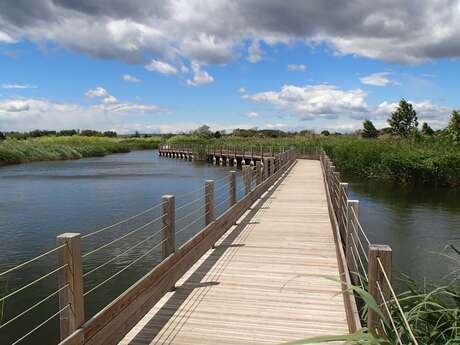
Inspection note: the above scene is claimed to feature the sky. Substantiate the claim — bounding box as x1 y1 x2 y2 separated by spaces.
1 0 460 134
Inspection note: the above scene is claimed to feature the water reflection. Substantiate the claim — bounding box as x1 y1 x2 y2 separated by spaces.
346 176 460 284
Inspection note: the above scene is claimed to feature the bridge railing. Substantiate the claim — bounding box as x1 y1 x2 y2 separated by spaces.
158 142 290 160
319 149 419 344
0 149 296 345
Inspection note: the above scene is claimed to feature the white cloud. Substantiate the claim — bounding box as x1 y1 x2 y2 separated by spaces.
122 74 141 83
288 64 307 71
0 95 165 132
0 31 15 43
85 86 120 105
244 82 453 128
360 72 397 86
85 86 109 98
239 87 246 94
245 111 259 118
145 59 178 75
244 84 369 120
1 84 37 89
186 62 214 86
247 40 263 63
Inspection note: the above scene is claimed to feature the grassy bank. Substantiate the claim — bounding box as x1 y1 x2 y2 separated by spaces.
167 135 460 187
0 136 161 166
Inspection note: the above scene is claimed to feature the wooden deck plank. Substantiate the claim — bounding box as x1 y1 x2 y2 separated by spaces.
119 160 348 345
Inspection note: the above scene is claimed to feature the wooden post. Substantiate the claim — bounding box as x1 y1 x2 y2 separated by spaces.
243 166 251 195
263 158 269 180
346 200 359 284
339 182 348 236
229 171 236 206
269 158 275 176
162 195 175 259
57 233 84 340
256 161 262 185
205 180 214 225
368 245 392 333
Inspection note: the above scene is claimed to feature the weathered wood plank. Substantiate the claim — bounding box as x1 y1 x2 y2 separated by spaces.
120 160 350 345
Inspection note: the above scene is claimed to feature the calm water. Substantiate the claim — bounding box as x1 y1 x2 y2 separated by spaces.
0 150 243 344
1 153 459 344
347 177 460 284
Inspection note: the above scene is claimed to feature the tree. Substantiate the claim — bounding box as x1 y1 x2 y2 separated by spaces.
0 131 5 140
388 99 418 136
320 130 330 136
421 122 434 136
362 120 378 138
448 110 460 143
194 125 213 138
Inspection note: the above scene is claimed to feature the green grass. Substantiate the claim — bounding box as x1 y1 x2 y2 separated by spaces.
0 136 161 166
172 135 460 187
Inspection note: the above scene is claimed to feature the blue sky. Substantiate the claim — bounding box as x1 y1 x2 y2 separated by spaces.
1 1 459 133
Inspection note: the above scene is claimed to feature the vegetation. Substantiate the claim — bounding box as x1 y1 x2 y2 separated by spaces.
285 246 460 345
2 99 460 187
0 136 161 166
448 110 460 143
388 99 418 136
362 120 379 138
421 122 434 136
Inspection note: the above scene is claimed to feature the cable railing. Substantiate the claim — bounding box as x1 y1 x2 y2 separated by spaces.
0 147 297 345
320 149 419 344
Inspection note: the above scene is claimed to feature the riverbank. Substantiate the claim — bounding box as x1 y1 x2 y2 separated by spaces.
0 136 161 166
166 135 460 187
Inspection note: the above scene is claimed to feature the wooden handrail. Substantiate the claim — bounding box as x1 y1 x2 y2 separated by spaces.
59 150 297 345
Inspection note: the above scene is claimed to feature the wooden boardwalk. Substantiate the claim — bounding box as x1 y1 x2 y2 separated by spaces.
120 160 348 345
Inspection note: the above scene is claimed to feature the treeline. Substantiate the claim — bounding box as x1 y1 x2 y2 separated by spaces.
0 129 119 140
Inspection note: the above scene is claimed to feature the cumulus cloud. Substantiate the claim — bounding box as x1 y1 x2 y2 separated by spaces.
1 83 37 89
244 84 369 120
186 62 214 86
245 111 259 118
85 86 109 98
145 59 178 75
360 72 397 86
122 74 141 83
1 1 459 65
243 83 453 128
288 64 307 71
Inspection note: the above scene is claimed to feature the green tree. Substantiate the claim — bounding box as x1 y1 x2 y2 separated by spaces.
362 119 378 138
194 125 213 138
421 122 434 136
388 99 418 136
0 131 5 141
448 110 460 143
320 130 330 136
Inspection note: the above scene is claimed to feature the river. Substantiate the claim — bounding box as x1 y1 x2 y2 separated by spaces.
0 151 459 344
0 150 241 344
